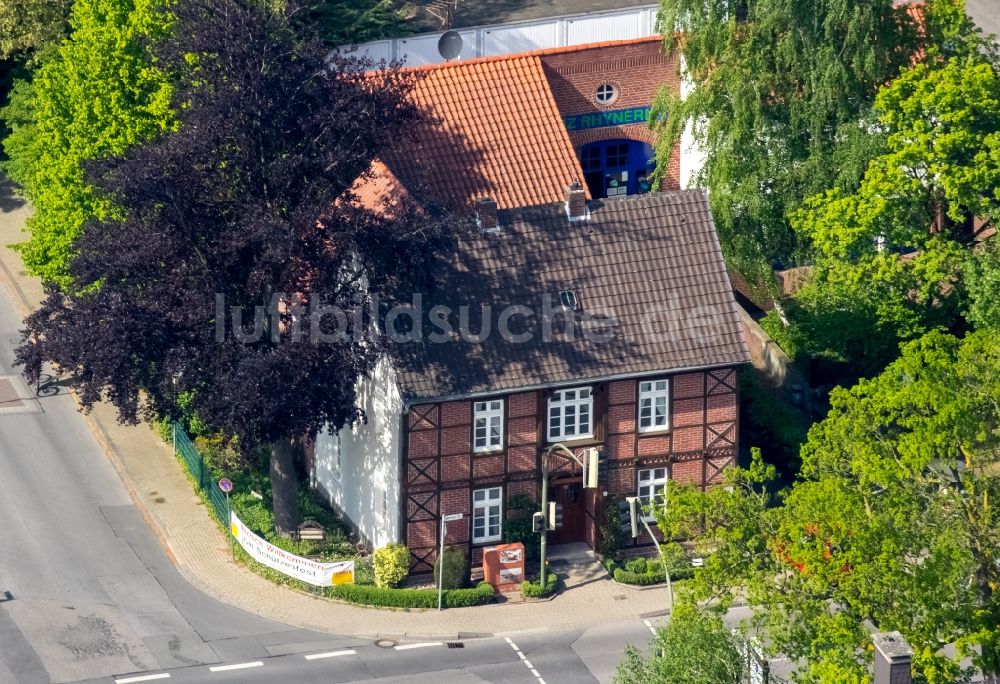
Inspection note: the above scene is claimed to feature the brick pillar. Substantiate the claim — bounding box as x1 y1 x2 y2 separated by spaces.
873 632 913 684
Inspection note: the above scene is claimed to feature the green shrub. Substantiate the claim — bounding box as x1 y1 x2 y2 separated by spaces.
625 557 648 574
327 581 494 609
521 571 559 598
372 543 410 588
614 567 665 586
434 546 468 589
607 546 696 585
600 495 625 559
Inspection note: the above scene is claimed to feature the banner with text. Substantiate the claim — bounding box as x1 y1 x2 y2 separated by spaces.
230 512 354 587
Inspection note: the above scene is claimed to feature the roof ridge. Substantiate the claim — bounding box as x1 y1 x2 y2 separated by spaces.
399 35 664 74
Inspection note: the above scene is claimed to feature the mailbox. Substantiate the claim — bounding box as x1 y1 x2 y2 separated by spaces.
482 542 526 590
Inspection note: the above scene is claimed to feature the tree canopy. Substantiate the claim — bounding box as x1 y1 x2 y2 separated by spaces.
773 50 1000 373
0 0 72 60
303 0 407 46
15 0 450 535
658 330 1000 683
613 604 745 684
653 0 924 284
1 0 175 287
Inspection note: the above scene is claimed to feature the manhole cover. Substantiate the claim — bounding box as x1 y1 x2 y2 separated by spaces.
375 639 397 649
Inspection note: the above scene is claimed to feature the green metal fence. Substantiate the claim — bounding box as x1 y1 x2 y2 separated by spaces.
172 423 229 525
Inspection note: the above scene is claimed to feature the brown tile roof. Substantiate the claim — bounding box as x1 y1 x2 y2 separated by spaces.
380 52 589 212
391 189 751 401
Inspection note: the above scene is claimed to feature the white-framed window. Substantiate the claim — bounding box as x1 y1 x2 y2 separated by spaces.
547 386 593 442
595 83 618 105
330 432 343 482
638 379 670 432
638 467 669 520
472 487 503 543
473 399 504 452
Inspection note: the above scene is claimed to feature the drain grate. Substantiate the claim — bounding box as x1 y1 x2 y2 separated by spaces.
446 642 464 649
612 594 627 601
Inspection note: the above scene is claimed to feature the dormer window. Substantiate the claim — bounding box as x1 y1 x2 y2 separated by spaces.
559 289 579 311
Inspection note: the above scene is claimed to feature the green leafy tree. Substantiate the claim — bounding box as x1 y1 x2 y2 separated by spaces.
0 0 72 60
1 0 174 287
14 0 448 536
966 240 1000 330
778 52 1000 372
303 0 407 46
614 604 744 684
653 0 929 284
657 331 1000 683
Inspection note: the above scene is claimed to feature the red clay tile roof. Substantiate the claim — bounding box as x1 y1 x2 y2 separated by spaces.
379 52 589 212
347 158 413 218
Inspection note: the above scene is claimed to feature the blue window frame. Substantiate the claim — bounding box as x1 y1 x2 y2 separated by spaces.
579 139 656 199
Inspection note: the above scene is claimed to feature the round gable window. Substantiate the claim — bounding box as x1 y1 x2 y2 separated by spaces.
595 83 618 106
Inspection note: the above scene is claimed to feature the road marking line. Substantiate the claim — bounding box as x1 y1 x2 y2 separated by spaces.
644 620 656 635
304 649 357 660
209 661 263 672
505 637 545 684
394 642 443 651
115 675 171 684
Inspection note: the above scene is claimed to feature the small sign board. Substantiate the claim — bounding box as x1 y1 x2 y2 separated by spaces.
443 513 464 522
218 477 233 493
499 548 522 563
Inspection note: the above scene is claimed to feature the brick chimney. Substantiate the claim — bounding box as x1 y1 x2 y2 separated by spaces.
873 632 913 684
475 197 498 232
565 181 588 222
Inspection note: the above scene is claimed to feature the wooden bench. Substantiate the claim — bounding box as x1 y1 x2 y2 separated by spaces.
296 518 326 543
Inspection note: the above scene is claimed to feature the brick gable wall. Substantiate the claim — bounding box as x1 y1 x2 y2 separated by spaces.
541 41 682 190
402 367 739 574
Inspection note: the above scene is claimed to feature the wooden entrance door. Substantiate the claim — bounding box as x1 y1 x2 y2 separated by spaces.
548 481 586 545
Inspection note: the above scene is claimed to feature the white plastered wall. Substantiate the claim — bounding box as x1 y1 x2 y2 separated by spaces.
314 355 403 549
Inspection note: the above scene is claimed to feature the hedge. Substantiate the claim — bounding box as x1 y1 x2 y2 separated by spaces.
327 581 495 609
604 555 695 586
521 571 559 598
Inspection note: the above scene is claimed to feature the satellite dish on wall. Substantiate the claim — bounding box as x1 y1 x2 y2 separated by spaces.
438 30 464 61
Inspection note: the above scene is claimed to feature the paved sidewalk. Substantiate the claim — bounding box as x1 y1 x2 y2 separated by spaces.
0 183 673 639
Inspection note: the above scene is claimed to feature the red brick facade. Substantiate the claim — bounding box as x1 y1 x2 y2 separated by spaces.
540 39 682 190
402 367 739 573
